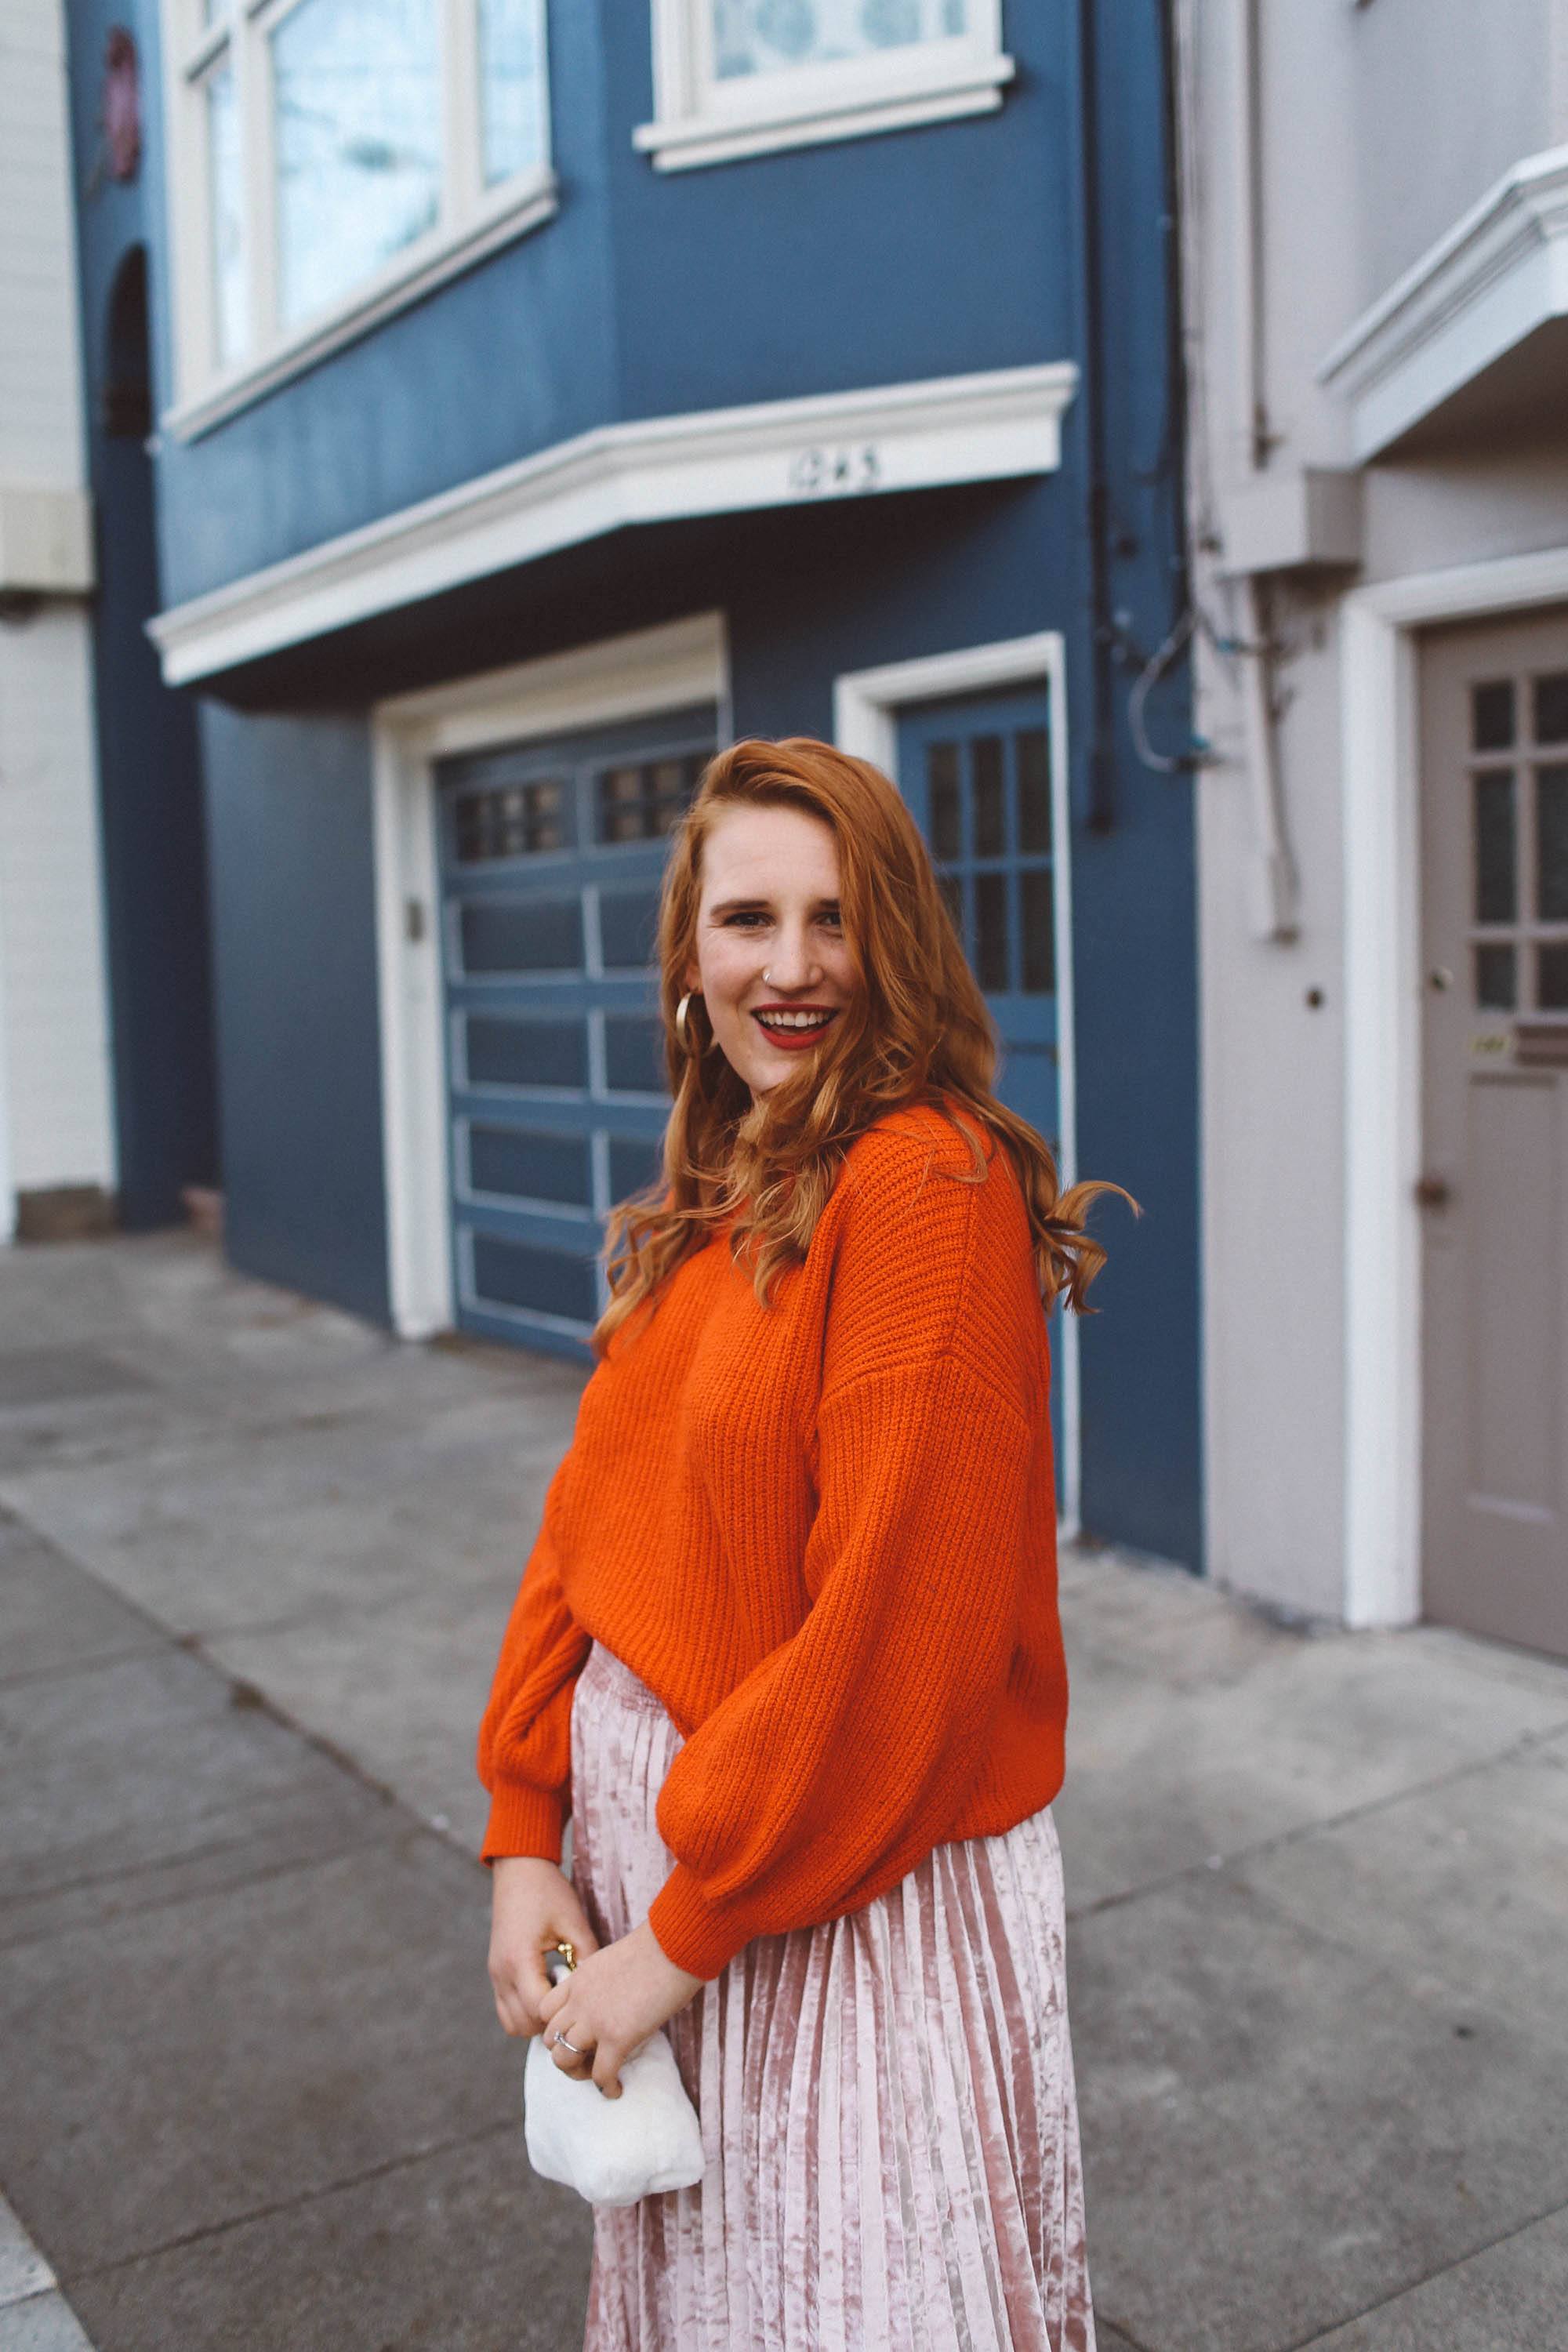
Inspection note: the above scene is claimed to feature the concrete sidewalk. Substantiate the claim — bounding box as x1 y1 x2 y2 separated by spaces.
0 1232 1564 2351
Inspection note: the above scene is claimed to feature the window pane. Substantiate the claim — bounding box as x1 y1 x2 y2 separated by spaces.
1470 679 1515 752
272 0 441 332
927 742 961 861
1021 867 1054 995
713 0 967 80
205 59 247 368
1539 944 1568 1011
1016 726 1051 855
454 779 567 861
596 755 701 843
1475 944 1516 1011
972 735 1004 857
1533 670 1568 746
479 0 547 184
975 872 1007 992
1473 771 1516 924
1537 766 1568 920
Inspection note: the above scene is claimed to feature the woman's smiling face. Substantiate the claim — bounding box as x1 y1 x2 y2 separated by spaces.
684 801 859 1095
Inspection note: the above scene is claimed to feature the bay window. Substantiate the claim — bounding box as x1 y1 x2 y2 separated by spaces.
163 0 554 434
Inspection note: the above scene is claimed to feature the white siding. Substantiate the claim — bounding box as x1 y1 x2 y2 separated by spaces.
0 0 116 1221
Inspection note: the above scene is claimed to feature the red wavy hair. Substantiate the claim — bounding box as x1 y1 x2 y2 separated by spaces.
593 737 1132 1352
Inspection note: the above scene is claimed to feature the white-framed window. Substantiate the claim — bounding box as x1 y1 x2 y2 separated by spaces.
634 0 1013 172
161 0 554 437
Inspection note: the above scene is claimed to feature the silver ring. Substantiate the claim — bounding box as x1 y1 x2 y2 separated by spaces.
553 2031 585 2054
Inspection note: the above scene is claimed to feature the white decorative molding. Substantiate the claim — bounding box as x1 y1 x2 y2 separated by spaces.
0 486 94 594
1319 143 1568 459
834 630 1082 1537
635 0 1012 172
372 613 728 1340
162 176 559 445
149 364 1078 686
1339 541 1568 1628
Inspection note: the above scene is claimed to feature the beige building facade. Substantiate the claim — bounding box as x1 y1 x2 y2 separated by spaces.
0 0 115 1241
1179 0 1568 1656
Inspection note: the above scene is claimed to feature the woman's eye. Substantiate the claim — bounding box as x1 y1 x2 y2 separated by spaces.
723 911 768 929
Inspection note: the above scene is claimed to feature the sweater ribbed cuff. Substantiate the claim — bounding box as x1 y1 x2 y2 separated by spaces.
646 1864 750 1980
479 1782 565 1866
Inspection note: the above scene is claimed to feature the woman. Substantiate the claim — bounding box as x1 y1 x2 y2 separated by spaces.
479 737 1120 2351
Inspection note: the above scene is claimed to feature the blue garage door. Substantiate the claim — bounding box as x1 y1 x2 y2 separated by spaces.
436 706 717 1358
895 684 1071 1497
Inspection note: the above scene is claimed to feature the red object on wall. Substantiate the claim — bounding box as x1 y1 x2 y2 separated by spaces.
103 28 141 183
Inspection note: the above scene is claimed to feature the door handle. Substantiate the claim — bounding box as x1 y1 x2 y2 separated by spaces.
1414 1174 1452 1209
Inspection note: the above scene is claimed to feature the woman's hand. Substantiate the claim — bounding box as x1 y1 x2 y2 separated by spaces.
488 1855 601 2041
537 1921 705 2099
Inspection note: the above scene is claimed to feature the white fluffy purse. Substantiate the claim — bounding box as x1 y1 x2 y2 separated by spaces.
524 1940 706 2208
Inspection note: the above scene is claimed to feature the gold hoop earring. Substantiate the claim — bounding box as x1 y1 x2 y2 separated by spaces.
674 992 700 1053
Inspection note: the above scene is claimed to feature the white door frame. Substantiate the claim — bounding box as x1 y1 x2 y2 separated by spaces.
1341 544 1568 1626
834 632 1082 1535
370 612 730 1338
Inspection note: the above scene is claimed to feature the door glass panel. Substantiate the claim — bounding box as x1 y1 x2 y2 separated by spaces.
1471 679 1515 751
1537 943 1568 1010
468 1126 592 1206
1475 943 1517 1010
459 898 581 974
972 735 1005 856
975 872 1008 992
1532 670 1568 745
465 1014 586 1090
1536 764 1568 920
927 742 961 860
1016 726 1051 855
937 869 964 932
1473 772 1517 924
1021 867 1054 995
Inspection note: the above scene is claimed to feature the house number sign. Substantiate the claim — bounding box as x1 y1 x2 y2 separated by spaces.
786 444 882 497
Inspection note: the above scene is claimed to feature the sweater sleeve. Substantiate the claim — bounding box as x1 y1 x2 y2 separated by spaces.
475 1452 593 1865
645 1346 1039 1976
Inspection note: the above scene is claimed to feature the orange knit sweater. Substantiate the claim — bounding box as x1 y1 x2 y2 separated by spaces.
475 1100 1068 1981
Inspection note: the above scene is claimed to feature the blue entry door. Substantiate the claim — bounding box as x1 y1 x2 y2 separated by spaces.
436 706 716 1358
895 685 1072 1504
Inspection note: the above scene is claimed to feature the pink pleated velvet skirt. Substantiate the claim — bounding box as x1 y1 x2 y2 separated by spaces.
568 1638 1096 2352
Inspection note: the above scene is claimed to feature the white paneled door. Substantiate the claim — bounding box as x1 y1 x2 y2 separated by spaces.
1419 609 1568 1660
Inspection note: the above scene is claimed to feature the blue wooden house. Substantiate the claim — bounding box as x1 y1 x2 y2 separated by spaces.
65 0 1200 1566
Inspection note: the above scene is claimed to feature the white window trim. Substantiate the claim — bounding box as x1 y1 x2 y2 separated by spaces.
158 0 557 442
1339 543 1568 1631
635 0 1013 172
372 612 731 1339
834 632 1081 1538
